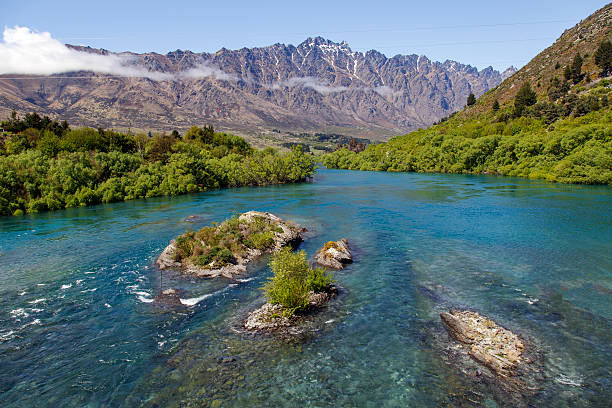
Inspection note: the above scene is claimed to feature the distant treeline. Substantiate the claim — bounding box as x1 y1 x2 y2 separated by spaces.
0 112 315 216
322 78 612 185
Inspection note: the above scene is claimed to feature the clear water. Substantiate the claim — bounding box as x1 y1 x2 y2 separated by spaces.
0 169 610 407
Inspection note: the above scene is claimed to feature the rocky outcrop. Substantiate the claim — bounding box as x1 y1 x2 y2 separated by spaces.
156 244 181 269
440 310 526 377
244 285 337 333
156 211 303 279
314 239 352 269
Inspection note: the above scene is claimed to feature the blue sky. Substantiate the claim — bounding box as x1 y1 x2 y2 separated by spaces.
1 0 608 71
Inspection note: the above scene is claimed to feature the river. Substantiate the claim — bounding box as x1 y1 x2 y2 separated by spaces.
1 168 610 407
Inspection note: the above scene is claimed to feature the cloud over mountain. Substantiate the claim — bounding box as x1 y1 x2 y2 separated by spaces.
0 26 239 82
0 26 174 80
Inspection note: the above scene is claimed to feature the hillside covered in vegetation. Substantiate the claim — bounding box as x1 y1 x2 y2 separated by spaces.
322 4 612 185
0 113 315 216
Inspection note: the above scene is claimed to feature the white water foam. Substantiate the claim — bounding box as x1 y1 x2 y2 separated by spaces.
61 284 72 290
28 298 46 304
0 330 15 342
20 319 41 328
80 288 97 293
134 291 154 303
235 278 254 283
10 308 28 318
180 293 214 306
555 374 583 386
180 284 238 306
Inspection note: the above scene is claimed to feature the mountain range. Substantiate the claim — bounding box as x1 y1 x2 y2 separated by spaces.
0 37 516 145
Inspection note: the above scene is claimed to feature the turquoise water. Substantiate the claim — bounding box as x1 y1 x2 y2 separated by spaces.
0 169 610 407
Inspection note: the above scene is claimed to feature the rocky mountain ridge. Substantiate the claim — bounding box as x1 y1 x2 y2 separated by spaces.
0 37 515 144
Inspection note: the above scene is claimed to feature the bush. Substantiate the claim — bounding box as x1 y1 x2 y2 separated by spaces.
173 233 196 261
263 248 311 314
245 231 275 249
194 246 234 267
306 266 334 292
263 248 333 315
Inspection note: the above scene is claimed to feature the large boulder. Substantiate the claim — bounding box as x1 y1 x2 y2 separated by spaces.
314 239 352 269
440 310 526 377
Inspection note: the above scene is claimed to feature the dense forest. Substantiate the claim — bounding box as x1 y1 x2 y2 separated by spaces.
322 65 612 185
0 113 316 216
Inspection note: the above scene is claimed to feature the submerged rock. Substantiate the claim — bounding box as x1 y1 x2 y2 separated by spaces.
314 239 352 269
154 288 183 306
244 285 338 333
440 310 526 377
183 215 203 222
157 211 303 279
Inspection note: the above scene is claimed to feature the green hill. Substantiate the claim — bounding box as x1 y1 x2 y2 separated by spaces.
322 4 612 185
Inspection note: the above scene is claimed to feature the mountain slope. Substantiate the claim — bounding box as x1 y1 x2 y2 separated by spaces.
322 4 612 184
465 3 612 114
0 38 509 145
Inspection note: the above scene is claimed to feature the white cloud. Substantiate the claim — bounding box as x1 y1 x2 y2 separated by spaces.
179 64 238 81
373 86 402 97
272 76 349 94
271 76 402 97
0 26 174 80
0 26 239 83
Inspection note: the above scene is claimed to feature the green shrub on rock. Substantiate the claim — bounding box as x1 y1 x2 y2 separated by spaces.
263 248 334 315
245 231 275 249
263 248 311 314
306 266 334 292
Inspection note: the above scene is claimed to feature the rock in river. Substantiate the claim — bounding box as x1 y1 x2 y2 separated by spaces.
154 288 183 306
314 239 352 269
157 211 303 279
244 285 338 333
440 310 526 377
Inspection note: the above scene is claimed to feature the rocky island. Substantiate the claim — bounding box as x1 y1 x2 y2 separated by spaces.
157 211 303 278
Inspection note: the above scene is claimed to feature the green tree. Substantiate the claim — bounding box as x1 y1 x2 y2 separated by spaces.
184 126 203 141
514 83 537 116
146 135 176 162
594 40 612 77
37 130 61 157
547 77 570 102
467 93 476 106
564 65 572 81
492 100 500 111
570 54 584 84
